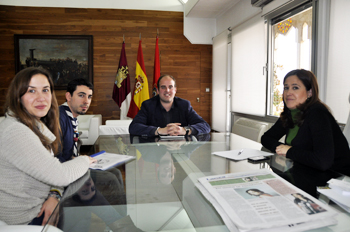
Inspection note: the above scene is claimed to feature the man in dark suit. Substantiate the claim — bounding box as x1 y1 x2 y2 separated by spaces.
129 74 211 137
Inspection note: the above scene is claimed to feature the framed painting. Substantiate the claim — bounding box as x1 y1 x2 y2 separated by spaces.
14 35 93 90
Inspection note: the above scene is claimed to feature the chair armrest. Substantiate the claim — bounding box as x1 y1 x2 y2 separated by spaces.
79 114 102 145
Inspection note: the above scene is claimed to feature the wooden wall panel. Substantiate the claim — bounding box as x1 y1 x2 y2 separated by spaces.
0 5 212 126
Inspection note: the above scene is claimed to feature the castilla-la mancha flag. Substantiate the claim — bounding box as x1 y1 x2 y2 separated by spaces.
152 36 160 97
127 40 150 118
112 42 132 120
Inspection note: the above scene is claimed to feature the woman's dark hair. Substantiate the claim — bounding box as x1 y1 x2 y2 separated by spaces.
280 69 330 128
4 67 61 154
246 189 264 195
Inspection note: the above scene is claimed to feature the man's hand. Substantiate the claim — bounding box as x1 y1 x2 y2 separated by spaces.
38 197 59 226
157 123 187 136
166 123 185 135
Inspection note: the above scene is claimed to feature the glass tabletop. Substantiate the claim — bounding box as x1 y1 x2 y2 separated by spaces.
43 133 350 232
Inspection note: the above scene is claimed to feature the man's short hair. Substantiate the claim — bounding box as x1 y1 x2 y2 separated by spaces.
157 74 176 90
66 78 94 96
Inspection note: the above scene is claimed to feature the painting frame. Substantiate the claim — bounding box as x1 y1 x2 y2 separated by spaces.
14 34 93 90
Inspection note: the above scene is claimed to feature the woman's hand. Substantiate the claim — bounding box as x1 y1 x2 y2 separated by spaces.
88 156 97 165
38 197 59 225
275 144 292 157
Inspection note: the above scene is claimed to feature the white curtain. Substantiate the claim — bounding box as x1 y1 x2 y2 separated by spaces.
231 13 267 116
325 0 350 123
212 31 229 132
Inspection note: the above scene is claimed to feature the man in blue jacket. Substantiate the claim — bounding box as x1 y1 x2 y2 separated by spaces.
129 74 211 136
57 78 93 162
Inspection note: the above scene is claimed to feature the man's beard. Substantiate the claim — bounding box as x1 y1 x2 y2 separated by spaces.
75 105 88 115
160 98 171 103
77 111 86 115
159 96 173 104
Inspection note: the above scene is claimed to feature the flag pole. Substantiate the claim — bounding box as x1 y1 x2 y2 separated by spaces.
152 30 161 96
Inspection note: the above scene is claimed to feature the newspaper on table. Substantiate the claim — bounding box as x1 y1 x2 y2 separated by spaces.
89 151 135 170
197 169 338 232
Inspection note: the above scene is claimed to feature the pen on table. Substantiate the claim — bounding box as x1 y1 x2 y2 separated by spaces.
238 149 243 155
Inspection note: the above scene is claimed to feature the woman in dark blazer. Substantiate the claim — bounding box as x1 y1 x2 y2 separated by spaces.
261 69 350 197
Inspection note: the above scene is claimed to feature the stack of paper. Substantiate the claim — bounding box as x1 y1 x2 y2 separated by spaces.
317 177 350 213
212 148 273 161
89 151 135 170
196 169 338 232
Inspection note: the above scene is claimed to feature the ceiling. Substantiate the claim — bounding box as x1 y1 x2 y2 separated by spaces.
0 0 242 19
186 0 241 18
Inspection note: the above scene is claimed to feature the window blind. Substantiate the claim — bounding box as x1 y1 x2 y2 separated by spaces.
325 0 350 123
231 14 267 116
212 31 228 132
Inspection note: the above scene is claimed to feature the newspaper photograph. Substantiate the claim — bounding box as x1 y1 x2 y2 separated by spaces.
197 169 337 231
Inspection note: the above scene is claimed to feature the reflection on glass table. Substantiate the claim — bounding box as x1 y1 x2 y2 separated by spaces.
42 133 350 232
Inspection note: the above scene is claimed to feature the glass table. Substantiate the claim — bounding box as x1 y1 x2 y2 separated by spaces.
43 133 350 232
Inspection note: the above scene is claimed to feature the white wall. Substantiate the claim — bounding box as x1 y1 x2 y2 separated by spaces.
216 0 261 35
184 17 216 45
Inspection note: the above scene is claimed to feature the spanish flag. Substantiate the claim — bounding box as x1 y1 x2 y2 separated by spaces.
127 39 150 118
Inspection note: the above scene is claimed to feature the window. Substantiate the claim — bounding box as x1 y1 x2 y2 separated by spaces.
267 3 313 116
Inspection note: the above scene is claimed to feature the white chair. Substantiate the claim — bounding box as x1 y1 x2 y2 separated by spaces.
232 117 271 143
77 114 102 145
343 93 350 145
99 120 132 135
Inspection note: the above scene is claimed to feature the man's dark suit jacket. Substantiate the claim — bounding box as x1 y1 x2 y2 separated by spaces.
129 95 211 136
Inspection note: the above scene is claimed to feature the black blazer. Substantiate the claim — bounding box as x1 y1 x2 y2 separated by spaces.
261 103 350 176
129 95 211 136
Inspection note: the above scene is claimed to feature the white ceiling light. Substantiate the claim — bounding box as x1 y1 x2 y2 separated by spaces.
178 0 188 5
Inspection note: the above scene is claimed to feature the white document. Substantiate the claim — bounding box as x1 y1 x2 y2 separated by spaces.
89 151 135 170
197 169 337 231
317 177 350 213
317 188 350 211
212 148 273 161
328 178 350 192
